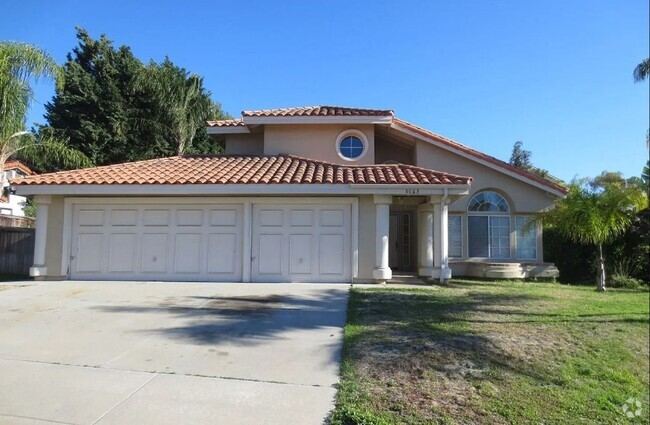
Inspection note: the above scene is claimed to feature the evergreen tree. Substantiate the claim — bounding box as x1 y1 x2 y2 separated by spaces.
509 141 532 170
44 28 228 166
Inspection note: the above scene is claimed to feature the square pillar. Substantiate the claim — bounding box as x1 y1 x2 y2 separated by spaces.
417 202 434 276
30 195 51 277
372 195 392 283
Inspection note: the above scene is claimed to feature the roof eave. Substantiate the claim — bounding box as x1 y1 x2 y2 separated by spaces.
16 182 471 197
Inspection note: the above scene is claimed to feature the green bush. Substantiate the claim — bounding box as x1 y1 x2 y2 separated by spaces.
610 274 645 290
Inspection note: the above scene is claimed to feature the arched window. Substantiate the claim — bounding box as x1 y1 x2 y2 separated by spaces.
468 191 510 213
467 191 510 259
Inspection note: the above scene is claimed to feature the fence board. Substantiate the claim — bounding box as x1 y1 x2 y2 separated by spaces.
0 226 35 275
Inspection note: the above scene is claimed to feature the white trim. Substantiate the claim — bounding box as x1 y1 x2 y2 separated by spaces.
242 201 253 282
17 183 471 196
242 115 393 126
391 122 566 198
335 129 369 162
60 196 358 281
351 198 359 279
206 126 250 134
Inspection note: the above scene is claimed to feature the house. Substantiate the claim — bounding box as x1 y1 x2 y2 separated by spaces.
12 106 565 283
1 161 33 217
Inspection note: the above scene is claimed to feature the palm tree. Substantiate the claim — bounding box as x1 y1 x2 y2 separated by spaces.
633 58 650 82
134 58 213 155
0 41 90 178
532 181 647 291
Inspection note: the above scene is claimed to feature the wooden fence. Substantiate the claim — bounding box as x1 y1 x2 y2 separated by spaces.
0 226 35 275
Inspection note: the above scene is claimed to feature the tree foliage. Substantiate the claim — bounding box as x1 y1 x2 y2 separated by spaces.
534 178 647 291
509 141 532 170
43 28 228 168
0 41 90 177
633 58 650 82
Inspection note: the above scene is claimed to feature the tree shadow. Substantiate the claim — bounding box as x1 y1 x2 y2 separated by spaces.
93 289 349 347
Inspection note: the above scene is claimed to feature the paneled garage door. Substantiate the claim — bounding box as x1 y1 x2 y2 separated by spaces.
70 203 243 281
251 204 351 282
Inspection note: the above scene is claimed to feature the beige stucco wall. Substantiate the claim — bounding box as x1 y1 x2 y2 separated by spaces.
415 140 557 213
263 124 375 165
225 133 264 155
43 195 65 278
357 195 377 281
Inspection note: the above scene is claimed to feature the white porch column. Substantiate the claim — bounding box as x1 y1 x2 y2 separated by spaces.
417 202 434 276
439 199 451 283
372 195 392 283
29 195 52 278
433 203 441 269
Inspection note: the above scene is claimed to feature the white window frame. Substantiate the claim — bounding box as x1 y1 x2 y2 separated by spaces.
335 129 369 162
467 191 512 260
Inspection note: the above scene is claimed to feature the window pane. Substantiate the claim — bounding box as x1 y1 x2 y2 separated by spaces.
515 216 537 260
468 191 510 213
448 215 462 258
489 216 510 259
339 136 364 159
468 216 488 257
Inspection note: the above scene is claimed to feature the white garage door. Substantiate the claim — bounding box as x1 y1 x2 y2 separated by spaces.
70 203 243 281
251 204 351 283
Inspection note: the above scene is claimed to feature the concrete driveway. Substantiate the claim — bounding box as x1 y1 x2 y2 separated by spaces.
0 281 349 424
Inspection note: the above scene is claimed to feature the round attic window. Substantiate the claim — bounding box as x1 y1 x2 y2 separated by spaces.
336 130 368 161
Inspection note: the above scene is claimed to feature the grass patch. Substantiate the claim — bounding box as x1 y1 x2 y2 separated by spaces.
331 279 649 424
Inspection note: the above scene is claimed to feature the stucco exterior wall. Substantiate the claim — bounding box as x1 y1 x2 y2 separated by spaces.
44 195 65 278
357 195 376 281
414 140 557 213
263 124 375 165
224 133 264 155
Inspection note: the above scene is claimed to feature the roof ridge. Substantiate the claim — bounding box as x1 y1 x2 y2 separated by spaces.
13 154 472 186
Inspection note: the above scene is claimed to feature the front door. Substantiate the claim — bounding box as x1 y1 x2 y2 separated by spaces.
389 211 414 272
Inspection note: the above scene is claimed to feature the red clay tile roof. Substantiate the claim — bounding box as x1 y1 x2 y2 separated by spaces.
12 155 472 186
4 161 33 176
242 106 394 118
392 118 568 194
205 119 245 127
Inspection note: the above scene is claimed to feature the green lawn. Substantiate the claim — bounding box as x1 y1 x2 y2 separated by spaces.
332 280 649 424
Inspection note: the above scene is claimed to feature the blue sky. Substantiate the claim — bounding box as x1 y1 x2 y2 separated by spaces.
2 0 648 182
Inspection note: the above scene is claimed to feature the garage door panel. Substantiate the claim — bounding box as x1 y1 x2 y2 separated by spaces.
176 210 204 226
111 210 138 226
320 210 344 227
208 233 237 274
289 234 312 275
143 209 170 226
76 233 104 273
108 233 136 272
252 204 351 282
258 234 283 275
209 209 237 226
78 210 104 226
290 210 313 227
174 234 202 273
319 234 344 276
259 210 283 227
72 203 243 281
141 233 168 273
